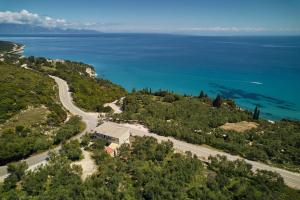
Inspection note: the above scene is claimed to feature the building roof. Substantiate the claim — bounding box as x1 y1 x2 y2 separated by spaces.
93 122 130 139
105 146 114 154
109 143 119 150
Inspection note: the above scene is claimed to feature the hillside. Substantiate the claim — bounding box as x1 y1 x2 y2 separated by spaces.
0 63 84 165
0 63 66 123
114 91 300 171
19 56 127 112
0 46 127 164
0 41 15 53
1 137 299 199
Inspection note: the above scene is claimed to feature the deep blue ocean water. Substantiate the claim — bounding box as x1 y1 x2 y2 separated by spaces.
1 34 300 120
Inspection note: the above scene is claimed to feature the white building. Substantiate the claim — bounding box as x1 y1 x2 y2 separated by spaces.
93 122 130 145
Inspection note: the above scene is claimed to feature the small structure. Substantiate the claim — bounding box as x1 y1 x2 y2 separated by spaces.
105 143 120 157
93 122 130 145
104 146 115 156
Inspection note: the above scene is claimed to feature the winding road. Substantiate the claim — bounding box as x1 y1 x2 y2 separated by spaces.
0 76 99 181
1 76 300 190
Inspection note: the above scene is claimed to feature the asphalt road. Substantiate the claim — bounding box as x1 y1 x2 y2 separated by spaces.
1 76 299 190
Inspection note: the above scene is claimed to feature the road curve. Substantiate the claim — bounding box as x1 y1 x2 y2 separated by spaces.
1 76 300 190
0 76 99 181
50 75 99 134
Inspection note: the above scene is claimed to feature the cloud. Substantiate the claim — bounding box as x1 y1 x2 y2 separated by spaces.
0 10 73 28
179 26 268 33
1 10 298 34
0 9 116 30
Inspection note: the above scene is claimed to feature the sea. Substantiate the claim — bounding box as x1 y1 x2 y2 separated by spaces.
1 34 300 120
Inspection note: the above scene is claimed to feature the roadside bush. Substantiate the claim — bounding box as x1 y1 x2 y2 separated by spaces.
60 140 82 161
53 116 83 144
163 94 176 103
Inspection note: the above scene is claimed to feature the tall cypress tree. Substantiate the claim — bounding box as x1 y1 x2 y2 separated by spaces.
253 106 260 120
256 110 260 120
213 95 222 108
199 90 205 98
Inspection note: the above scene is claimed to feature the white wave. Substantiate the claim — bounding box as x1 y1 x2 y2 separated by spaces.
250 81 263 85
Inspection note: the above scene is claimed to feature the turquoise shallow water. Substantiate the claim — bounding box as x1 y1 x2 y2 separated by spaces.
1 34 300 120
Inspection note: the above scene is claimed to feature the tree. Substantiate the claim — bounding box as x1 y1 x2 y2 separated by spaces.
253 106 260 120
80 133 92 148
60 140 82 161
213 95 222 108
4 161 28 190
198 90 207 98
3 173 18 191
15 126 30 137
7 161 28 180
163 94 176 103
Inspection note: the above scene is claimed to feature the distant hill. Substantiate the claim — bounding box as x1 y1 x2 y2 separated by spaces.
0 41 15 53
0 23 99 34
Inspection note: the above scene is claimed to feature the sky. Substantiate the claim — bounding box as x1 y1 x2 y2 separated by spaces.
0 0 300 35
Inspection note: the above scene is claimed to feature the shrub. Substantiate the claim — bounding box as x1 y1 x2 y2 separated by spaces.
60 140 82 161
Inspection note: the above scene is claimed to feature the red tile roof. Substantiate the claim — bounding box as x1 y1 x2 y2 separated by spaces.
105 146 114 154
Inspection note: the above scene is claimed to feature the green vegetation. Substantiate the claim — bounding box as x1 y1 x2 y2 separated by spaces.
1 137 299 199
80 133 93 148
21 56 127 112
0 116 84 165
0 107 50 132
0 126 51 165
0 62 70 164
114 91 300 171
0 52 124 164
0 41 15 53
0 62 66 124
253 106 261 120
213 94 222 108
60 140 83 161
53 116 85 144
0 53 125 165
3 161 28 191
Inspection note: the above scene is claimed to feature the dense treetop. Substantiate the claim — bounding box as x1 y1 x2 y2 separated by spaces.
0 41 15 53
1 136 299 200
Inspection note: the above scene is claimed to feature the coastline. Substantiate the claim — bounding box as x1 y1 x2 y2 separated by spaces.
2 41 299 123
3 34 297 120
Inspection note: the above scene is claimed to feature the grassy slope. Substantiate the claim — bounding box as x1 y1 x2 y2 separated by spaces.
0 107 50 132
0 63 66 124
0 63 83 165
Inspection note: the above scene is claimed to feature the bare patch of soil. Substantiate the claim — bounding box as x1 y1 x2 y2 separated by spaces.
220 121 258 133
